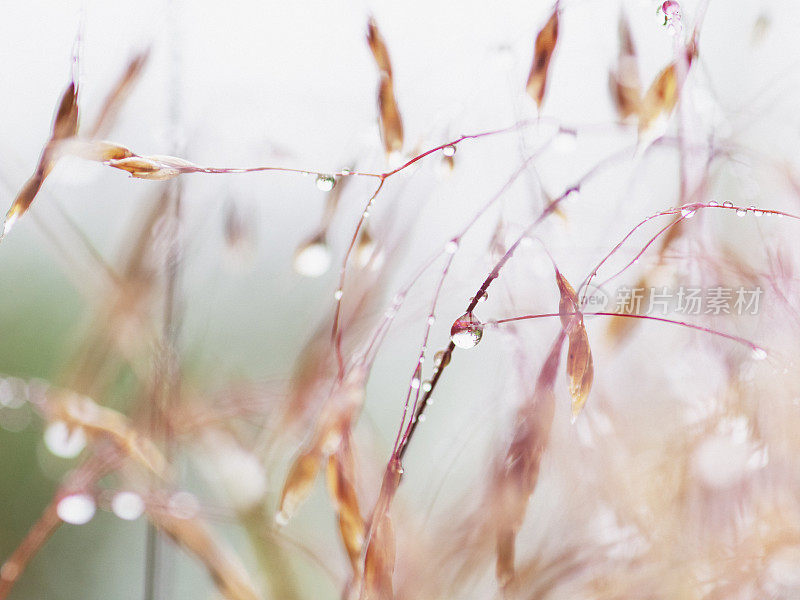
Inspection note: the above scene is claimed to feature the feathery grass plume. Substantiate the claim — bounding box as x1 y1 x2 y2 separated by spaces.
638 39 698 136
556 268 579 329
5 4 800 598
3 46 150 239
366 19 392 78
367 18 403 154
362 459 402 600
2 77 79 238
48 391 166 476
556 268 594 419
63 139 134 162
609 12 641 121
276 445 324 526
106 154 203 180
566 324 593 421
325 432 365 578
277 368 366 525
494 332 563 588
149 503 262 600
525 8 559 109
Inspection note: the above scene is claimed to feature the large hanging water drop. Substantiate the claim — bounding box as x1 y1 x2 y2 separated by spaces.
111 491 145 521
44 421 86 458
450 312 484 349
57 493 96 525
315 174 336 192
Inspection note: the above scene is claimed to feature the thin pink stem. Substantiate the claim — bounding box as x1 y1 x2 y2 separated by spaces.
492 310 765 356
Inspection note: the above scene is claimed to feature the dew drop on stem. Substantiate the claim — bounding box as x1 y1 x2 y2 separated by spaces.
44 421 86 458
450 312 484 349
315 174 336 192
434 350 451 368
111 491 145 521
57 493 96 525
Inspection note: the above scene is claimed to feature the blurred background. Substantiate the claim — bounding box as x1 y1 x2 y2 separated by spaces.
2 0 800 598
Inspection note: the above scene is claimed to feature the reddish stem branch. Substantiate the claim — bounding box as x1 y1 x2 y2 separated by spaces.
492 310 765 356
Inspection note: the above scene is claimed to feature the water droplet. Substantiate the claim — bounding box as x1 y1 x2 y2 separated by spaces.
417 413 427 423
722 201 734 208
111 491 145 521
315 174 336 192
752 347 767 360
434 350 451 368
709 200 719 206
680 206 696 218
662 0 681 16
275 510 290 526
660 0 683 34
334 289 343 300
410 377 421 390
293 233 331 277
442 145 456 157
450 312 484 349
44 421 86 458
445 240 459 254
736 208 747 217
57 493 96 525
421 380 432 393
340 169 351 176
427 315 436 326
0 378 26 408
